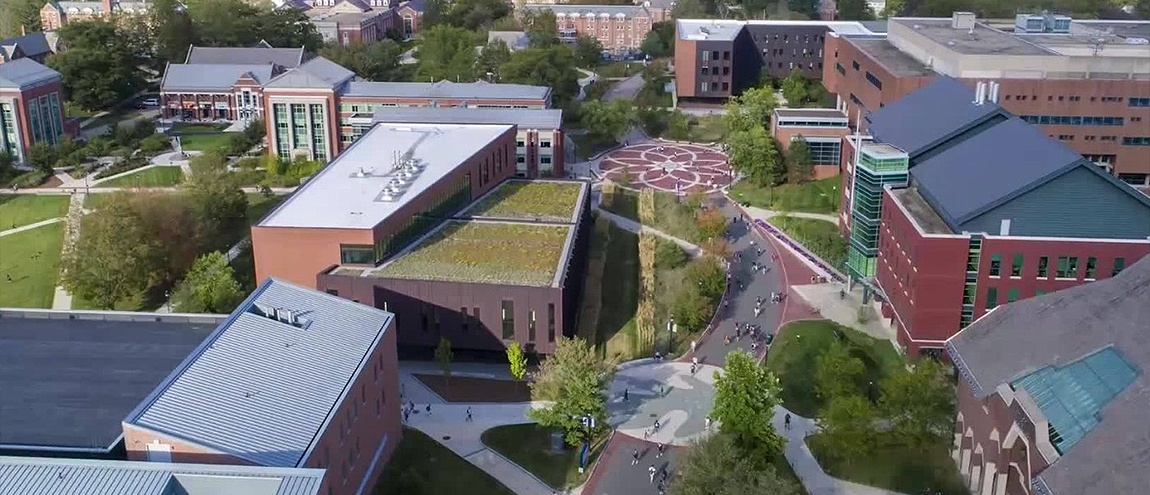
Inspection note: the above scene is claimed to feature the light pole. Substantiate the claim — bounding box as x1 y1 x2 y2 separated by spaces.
575 415 595 473
165 290 171 312
666 316 676 356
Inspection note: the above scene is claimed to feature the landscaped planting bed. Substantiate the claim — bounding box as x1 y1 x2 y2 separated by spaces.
376 221 570 286
464 181 582 222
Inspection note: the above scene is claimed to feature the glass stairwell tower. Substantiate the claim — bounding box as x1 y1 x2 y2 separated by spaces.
846 142 909 294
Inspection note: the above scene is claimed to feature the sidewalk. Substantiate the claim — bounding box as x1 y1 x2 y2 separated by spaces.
52 192 85 310
0 217 62 237
742 205 837 224
596 207 702 258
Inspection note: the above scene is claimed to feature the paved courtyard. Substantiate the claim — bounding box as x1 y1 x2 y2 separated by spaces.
606 361 719 447
598 142 731 194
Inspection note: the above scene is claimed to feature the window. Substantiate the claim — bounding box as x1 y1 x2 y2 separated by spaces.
1011 253 1023 277
835 62 845 75
865 71 883 90
1113 257 1126 276
528 310 536 342
547 303 556 342
851 60 859 70
432 308 440 333
989 253 1002 277
461 307 469 333
985 287 998 310
1056 256 1078 279
1007 288 1019 303
1085 257 1098 279
1038 256 1049 278
326 289 339 296
340 245 375 265
501 300 515 340
540 140 551 148
1122 137 1150 146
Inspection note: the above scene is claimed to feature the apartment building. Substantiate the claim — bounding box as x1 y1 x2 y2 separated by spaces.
945 256 1148 495
159 46 307 123
523 3 669 53
122 279 400 495
39 0 148 30
823 12 1150 187
283 0 398 46
844 78 1150 357
0 59 73 164
673 19 884 102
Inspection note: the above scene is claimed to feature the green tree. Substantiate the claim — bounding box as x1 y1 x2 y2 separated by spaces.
667 111 690 140
0 150 14 182
722 86 778 134
522 8 559 48
528 337 613 447
442 0 511 30
879 358 956 452
711 350 784 458
435 337 454 390
48 19 146 111
319 40 406 82
685 257 726 301
171 251 244 313
188 0 321 50
781 69 808 107
477 40 512 80
1139 0 1150 19
61 199 161 309
637 106 671 137
500 45 581 106
818 394 878 466
838 0 875 20
694 208 729 244
672 432 801 495
573 35 604 68
785 135 814 183
671 286 711 332
639 21 675 59
727 126 784 186
417 25 479 82
671 0 714 18
0 0 43 37
149 0 196 65
183 161 249 252
580 99 635 143
25 142 58 173
506 341 529 391
814 341 867 402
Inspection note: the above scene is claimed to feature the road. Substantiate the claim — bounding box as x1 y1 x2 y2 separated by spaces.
603 74 644 102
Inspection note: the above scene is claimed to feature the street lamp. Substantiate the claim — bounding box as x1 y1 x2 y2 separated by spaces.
666 316 676 356
574 415 596 473
165 290 171 312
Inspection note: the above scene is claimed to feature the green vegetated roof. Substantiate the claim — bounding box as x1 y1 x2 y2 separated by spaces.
464 181 582 223
375 220 570 286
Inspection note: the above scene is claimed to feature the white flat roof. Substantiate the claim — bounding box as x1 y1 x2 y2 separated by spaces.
677 19 880 40
259 123 512 229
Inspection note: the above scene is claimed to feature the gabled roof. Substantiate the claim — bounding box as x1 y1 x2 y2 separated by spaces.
160 63 275 92
909 117 1150 230
344 79 551 101
865 76 1010 159
947 256 1150 495
397 0 425 12
184 46 306 68
0 32 52 60
372 106 562 129
263 56 355 89
124 278 394 468
0 58 59 90
0 456 325 495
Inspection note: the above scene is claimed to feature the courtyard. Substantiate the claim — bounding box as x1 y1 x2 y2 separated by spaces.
598 142 732 195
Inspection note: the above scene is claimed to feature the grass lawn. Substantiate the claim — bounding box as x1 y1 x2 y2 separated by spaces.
175 132 232 152
594 61 643 78
600 188 701 243
764 319 902 417
464 180 582 222
687 115 726 142
414 374 531 403
808 434 968 495
375 428 515 495
481 423 606 490
570 132 617 161
575 216 611 343
0 223 64 308
729 177 841 214
598 223 640 361
770 215 847 273
246 193 287 225
99 167 184 188
81 108 146 130
0 194 70 230
172 122 229 133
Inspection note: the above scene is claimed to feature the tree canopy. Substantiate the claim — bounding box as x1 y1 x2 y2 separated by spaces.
61 196 161 309
499 45 581 107
319 40 409 82
0 0 43 38
528 337 613 447
727 125 784 186
47 20 147 111
785 136 814 183
171 251 244 313
573 35 604 68
879 358 956 452
711 350 784 458
672 432 802 495
723 86 778 134
580 99 635 143
416 25 480 82
640 21 675 59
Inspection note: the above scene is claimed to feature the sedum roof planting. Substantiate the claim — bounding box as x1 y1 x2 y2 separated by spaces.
463 180 583 223
373 220 570 286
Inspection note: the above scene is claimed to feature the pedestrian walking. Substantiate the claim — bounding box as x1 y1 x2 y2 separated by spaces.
705 416 711 430
690 340 697 353
623 388 629 402
649 465 657 483
425 404 431 417
466 407 473 422
784 413 792 430
654 419 660 431
631 449 640 465
657 443 665 458
403 410 409 423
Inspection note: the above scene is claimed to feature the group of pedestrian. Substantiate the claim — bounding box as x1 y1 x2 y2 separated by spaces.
632 448 671 493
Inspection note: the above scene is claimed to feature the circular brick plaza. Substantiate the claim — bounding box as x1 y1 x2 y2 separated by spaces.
599 141 731 194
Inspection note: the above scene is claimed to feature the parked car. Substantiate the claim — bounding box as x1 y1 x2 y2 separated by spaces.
141 98 159 107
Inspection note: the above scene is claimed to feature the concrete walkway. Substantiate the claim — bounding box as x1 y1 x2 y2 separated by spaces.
51 191 85 310
0 217 62 237
595 208 702 258
743 204 838 224
772 407 907 495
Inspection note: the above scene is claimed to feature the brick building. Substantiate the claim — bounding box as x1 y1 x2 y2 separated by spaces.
39 0 148 31
673 19 884 102
0 58 74 164
282 0 398 46
395 0 425 39
845 78 1150 357
770 107 851 180
0 31 57 65
945 256 1149 495
260 56 553 163
523 3 669 54
122 279 400 495
822 13 1150 188
159 46 308 123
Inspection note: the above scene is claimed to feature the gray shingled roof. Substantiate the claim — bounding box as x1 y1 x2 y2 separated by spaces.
125 278 394 467
865 76 1007 158
184 46 306 68
946 256 1150 495
372 106 562 129
160 63 274 92
0 58 59 90
0 32 52 60
345 80 550 100
0 310 221 451
0 456 324 495
909 117 1086 228
488 31 528 51
263 56 355 89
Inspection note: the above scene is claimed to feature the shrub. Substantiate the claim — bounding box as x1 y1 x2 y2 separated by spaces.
139 134 171 155
654 237 688 270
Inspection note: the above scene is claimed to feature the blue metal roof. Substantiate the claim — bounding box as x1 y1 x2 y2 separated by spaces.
1012 347 1139 454
909 117 1085 228
125 278 394 467
0 456 324 495
865 76 1007 158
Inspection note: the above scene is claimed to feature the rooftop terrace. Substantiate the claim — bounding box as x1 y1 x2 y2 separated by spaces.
460 180 586 223
361 220 574 287
851 38 934 76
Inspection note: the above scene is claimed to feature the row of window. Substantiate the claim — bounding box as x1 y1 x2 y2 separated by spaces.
1005 95 1128 103
322 351 388 487
1020 115 1125 126
760 33 825 44
418 302 558 343
761 48 821 58
1123 137 1150 146
987 253 1126 280
1129 97 1150 107
705 50 731 61
1051 134 1150 145
699 66 731 76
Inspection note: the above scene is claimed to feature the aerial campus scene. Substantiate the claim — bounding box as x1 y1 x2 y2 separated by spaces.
0 0 1148 494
